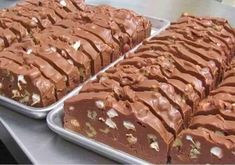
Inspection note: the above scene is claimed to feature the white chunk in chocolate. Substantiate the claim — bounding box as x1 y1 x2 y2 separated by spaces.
98 117 105 122
147 134 159 151
31 93 41 106
95 100 105 109
150 141 160 152
67 59 74 65
72 41 81 51
107 109 118 118
31 17 38 24
186 135 193 143
71 119 80 127
126 133 137 144
214 130 225 136
19 95 30 103
50 47 57 52
105 118 117 129
18 75 27 84
69 106 75 111
26 49 32 55
59 0 67 7
123 121 136 131
210 147 223 159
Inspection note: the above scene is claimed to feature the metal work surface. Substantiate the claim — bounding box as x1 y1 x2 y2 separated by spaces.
0 0 235 164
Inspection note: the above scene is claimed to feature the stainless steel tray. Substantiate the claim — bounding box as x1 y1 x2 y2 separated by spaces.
47 18 170 164
0 16 170 119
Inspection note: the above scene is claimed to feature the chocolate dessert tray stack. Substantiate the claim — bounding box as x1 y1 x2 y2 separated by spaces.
47 14 235 164
0 0 170 119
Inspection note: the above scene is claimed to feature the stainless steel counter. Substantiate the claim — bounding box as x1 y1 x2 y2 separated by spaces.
0 0 235 164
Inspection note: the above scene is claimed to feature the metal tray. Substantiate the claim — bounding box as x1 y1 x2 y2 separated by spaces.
47 18 170 164
0 16 170 119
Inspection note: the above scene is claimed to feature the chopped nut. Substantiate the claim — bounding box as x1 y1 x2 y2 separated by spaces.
107 109 118 118
105 118 117 129
214 130 225 136
213 25 222 31
59 0 67 7
26 49 32 55
232 103 235 107
190 142 201 159
150 141 160 152
50 47 57 52
172 138 183 148
126 133 137 144
69 106 75 111
123 121 136 131
95 100 105 109
19 95 30 103
186 135 193 142
210 147 223 159
12 90 21 98
31 93 41 106
147 134 160 151
72 41 81 51
186 135 201 159
99 128 110 134
216 42 222 47
98 117 105 122
71 119 80 127
31 17 38 26
87 110 97 120
67 59 74 65
17 75 27 90
232 151 235 155
190 147 200 159
147 134 157 142
85 122 97 138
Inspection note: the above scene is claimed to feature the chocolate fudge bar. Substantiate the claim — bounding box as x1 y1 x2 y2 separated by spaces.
0 0 151 107
170 58 235 164
0 0 85 51
63 14 235 164
170 128 235 164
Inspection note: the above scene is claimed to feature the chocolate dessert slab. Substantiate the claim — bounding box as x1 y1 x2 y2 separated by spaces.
63 14 235 164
